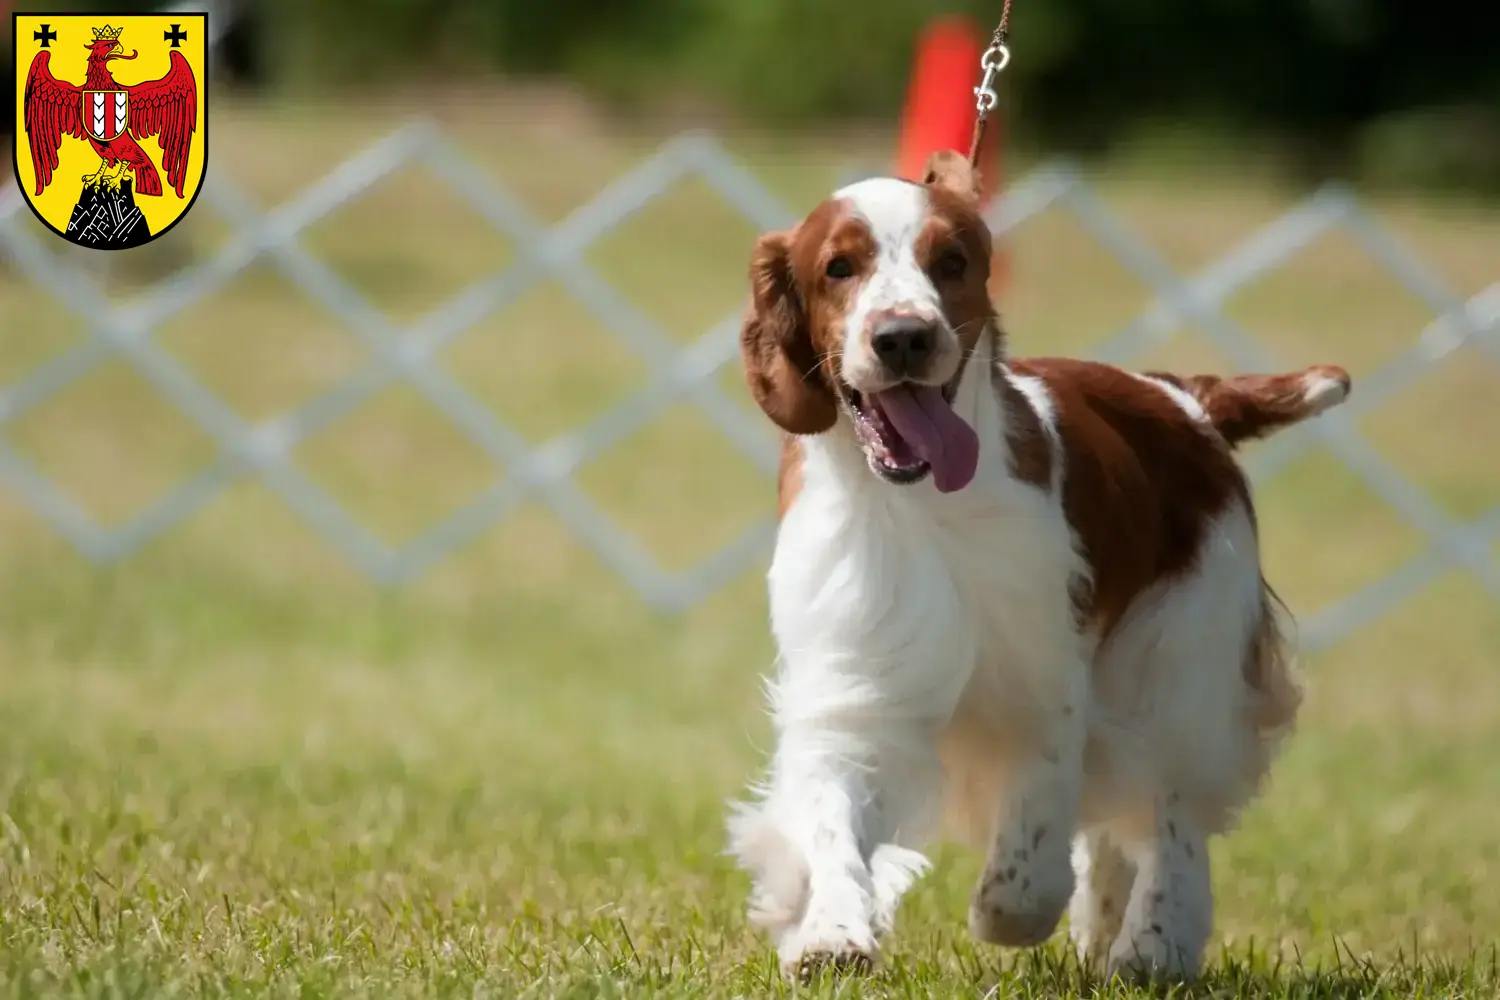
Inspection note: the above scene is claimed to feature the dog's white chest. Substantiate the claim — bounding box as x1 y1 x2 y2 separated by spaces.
767 460 1076 726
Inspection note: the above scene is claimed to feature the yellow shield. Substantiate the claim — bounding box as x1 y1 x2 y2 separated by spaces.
12 13 208 250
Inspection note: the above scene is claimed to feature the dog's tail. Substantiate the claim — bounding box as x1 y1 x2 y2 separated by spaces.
1146 365 1352 448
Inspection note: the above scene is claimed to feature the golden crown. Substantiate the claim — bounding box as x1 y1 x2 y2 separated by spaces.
92 25 124 41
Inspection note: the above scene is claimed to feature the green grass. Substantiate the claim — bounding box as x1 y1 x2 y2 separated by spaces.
3 89 1500 997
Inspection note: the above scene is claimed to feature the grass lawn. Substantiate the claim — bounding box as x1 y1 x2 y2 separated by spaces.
3 89 1500 997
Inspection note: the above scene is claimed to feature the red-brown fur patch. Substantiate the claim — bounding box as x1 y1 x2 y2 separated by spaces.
1009 357 1249 638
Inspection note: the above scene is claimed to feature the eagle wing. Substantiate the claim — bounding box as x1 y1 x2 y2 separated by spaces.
22 51 84 197
126 50 198 198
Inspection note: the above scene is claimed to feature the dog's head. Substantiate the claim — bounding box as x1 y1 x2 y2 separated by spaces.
739 150 996 493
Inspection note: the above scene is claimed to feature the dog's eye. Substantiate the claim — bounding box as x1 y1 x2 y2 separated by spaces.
934 250 967 280
825 256 854 280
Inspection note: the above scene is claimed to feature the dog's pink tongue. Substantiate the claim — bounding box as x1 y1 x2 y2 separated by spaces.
869 385 980 493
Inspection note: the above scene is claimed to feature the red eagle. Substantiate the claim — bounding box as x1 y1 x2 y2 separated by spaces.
22 24 198 198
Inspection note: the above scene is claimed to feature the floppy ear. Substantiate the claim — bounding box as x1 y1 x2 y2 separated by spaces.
921 149 983 206
739 229 838 435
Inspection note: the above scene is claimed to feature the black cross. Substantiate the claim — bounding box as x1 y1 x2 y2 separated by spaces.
164 23 188 47
33 24 58 48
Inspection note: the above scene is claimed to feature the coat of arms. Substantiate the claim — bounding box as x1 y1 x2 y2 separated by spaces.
13 14 207 249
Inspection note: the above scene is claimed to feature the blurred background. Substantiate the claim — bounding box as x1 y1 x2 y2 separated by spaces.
2 0 1499 994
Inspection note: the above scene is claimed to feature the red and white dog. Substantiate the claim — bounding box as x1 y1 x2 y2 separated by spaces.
727 151 1350 982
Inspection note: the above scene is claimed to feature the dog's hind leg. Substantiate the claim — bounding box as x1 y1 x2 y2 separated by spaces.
1069 827 1137 972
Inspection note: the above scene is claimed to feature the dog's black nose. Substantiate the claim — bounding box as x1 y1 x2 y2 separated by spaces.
871 316 937 377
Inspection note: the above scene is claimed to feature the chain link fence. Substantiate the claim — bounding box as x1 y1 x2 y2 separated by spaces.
2 119 1497 653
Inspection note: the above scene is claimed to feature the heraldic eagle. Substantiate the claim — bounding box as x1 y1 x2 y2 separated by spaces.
23 24 198 199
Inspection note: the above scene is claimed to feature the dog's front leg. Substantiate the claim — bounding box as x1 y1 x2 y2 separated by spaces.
967 668 1088 949
1105 792 1213 982
739 718 883 980
728 661 942 981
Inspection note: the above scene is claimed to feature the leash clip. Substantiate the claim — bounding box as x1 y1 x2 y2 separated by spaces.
973 41 1011 116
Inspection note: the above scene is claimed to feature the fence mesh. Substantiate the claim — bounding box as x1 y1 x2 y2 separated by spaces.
2 119 1496 651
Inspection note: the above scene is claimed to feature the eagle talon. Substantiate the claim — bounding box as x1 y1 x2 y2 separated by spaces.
81 162 128 191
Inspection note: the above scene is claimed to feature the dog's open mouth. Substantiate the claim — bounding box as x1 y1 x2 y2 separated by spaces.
839 380 981 493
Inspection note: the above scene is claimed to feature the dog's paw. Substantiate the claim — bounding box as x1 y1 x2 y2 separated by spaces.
1069 917 1121 975
783 942 875 983
968 849 1074 948
1105 925 1202 985
779 917 878 983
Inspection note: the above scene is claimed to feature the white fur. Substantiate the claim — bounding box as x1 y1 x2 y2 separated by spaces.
728 196 1297 984
1299 371 1349 412
1134 373 1208 422
1009 374 1066 495
833 178 961 393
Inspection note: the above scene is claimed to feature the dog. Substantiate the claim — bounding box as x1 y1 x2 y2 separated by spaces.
725 150 1350 983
